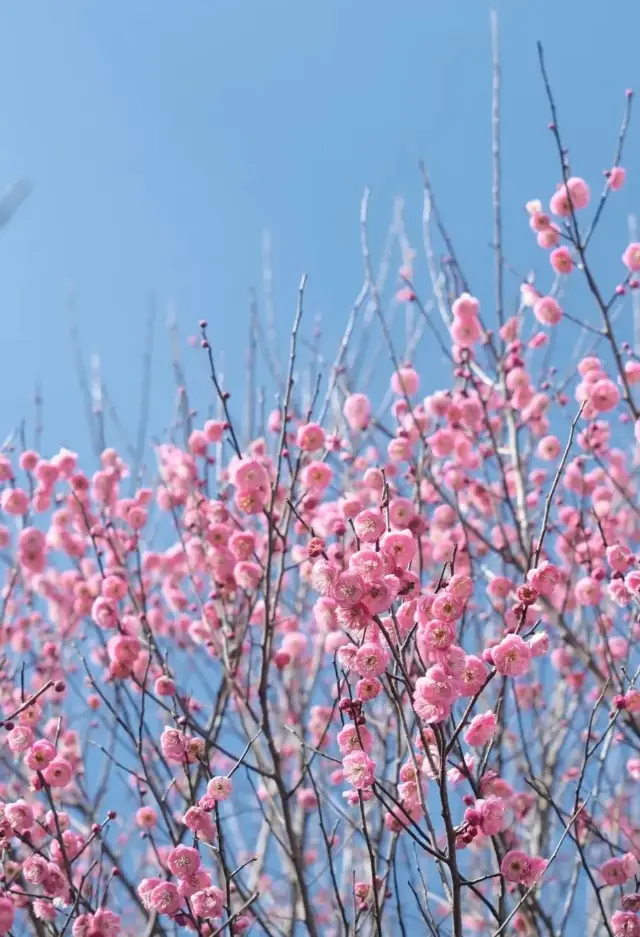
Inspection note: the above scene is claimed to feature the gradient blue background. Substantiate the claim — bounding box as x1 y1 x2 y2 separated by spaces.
0 0 639 457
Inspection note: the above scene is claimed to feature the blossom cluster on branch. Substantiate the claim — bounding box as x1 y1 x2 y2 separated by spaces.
0 44 639 937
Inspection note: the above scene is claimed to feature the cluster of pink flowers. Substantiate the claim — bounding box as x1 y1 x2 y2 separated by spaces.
0 81 639 937
450 292 483 349
138 846 225 921
500 849 547 887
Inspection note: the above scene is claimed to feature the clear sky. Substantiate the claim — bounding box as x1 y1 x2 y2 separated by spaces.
1 0 639 458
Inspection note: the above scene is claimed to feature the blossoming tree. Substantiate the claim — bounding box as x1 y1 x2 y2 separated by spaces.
0 38 639 937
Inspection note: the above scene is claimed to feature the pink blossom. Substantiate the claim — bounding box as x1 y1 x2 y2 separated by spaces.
136 805 159 828
607 544 631 572
609 579 632 607
500 849 533 883
460 655 489 696
626 570 640 595
396 286 416 303
232 458 268 492
477 796 507 835
528 561 561 596
149 881 182 915
353 510 386 543
302 460 333 492
5 799 34 833
491 634 532 677
431 591 463 623
191 885 225 919
297 422 325 452
0 488 28 515
342 750 376 789
609 166 627 190
623 242 640 271
183 806 213 832
160 726 187 763
336 643 358 669
33 899 56 921
91 596 119 630
451 317 482 347
138 878 162 909
452 293 480 321
538 226 561 248
448 575 473 601
529 632 550 657
204 419 225 442
25 739 56 771
391 367 419 396
167 845 201 879
343 393 371 431
413 697 449 724
349 547 386 582
566 177 591 209
332 571 365 607
533 296 562 326
624 852 639 877
207 776 233 801
415 664 459 705
626 360 640 384
609 166 627 192
550 188 571 217
178 869 211 899
7 725 34 753
42 862 67 898
311 560 337 597
356 677 382 700
599 857 629 886
464 711 497 747
420 618 456 651
73 910 121 937
588 378 620 413
521 856 548 887
23 855 48 885
337 723 373 754
361 577 394 614
550 246 574 274
155 675 176 696
611 912 640 937
380 530 416 568
355 642 389 678
575 576 602 606
42 756 73 788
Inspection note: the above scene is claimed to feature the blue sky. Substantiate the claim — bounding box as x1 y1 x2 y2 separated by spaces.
1 0 639 459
